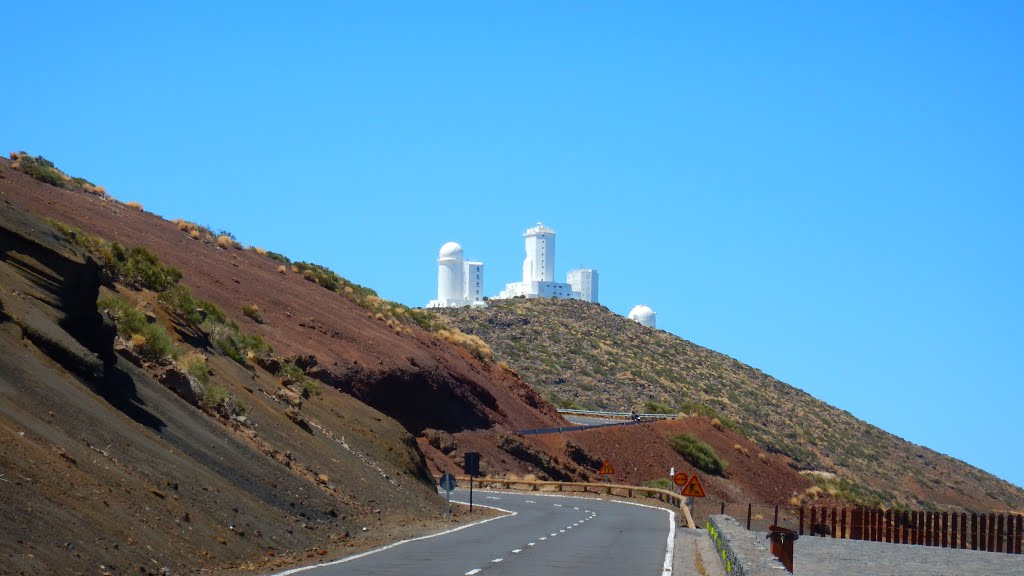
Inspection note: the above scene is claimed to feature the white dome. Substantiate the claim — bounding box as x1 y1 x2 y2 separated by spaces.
438 241 464 260
628 305 657 328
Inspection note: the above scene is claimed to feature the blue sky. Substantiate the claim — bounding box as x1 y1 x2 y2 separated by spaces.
3 2 1022 489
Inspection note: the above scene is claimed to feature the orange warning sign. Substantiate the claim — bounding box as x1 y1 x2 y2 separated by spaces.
673 472 688 486
599 460 615 475
681 474 705 498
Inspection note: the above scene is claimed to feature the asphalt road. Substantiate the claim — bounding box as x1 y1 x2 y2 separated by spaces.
274 489 674 576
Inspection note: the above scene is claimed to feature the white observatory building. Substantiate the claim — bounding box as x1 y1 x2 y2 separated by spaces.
427 242 486 308
628 305 657 328
496 223 599 303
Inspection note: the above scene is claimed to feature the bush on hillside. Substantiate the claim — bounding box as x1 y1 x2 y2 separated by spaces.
12 153 65 187
670 433 727 476
98 296 177 362
643 400 675 414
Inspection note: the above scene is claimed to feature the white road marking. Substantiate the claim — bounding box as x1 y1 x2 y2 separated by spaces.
574 507 579 510
559 529 565 533
485 496 501 500
554 503 563 507
466 570 481 576
528 542 536 546
492 558 503 563
512 549 522 554
525 500 536 504
539 537 547 541
272 503 515 576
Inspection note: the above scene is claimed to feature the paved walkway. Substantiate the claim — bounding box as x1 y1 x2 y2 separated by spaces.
794 536 1024 576
674 529 727 576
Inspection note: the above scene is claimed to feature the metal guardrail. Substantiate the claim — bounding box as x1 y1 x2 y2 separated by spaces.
515 420 647 435
443 475 697 529
557 408 679 421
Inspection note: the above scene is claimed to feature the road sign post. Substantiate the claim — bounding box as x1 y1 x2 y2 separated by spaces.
681 474 705 498
599 460 615 482
439 472 457 518
464 452 480 513
673 472 688 487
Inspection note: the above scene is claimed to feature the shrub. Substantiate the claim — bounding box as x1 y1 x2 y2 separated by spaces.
277 360 304 382
216 235 234 249
13 154 65 187
178 353 210 386
111 244 182 292
250 246 268 255
277 265 287 274
98 296 177 362
436 328 493 362
670 433 727 475
242 304 265 324
267 252 290 264
643 477 672 490
126 201 143 211
303 379 322 396
643 400 675 414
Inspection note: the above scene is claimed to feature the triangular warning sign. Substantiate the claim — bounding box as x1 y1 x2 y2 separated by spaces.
599 460 615 475
681 474 705 497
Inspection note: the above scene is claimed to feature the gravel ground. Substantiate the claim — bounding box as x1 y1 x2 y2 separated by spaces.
794 536 1024 576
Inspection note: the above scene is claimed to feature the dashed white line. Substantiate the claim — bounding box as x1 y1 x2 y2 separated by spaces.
550 532 558 536
512 549 522 554
525 500 536 504
492 558 503 564
485 496 501 500
539 537 547 541
573 507 580 510
466 570 481 575
554 504 563 507
528 542 536 546
559 529 566 533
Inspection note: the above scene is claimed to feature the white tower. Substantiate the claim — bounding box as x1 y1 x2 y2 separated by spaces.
523 223 555 283
628 305 657 328
567 269 599 304
437 241 465 304
429 242 486 308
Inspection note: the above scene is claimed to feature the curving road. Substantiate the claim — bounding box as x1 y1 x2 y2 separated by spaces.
275 489 674 576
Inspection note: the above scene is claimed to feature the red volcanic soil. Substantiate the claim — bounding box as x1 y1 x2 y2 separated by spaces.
422 416 812 506
0 158 565 437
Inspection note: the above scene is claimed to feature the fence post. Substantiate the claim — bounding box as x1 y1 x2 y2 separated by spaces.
831 508 837 539
941 512 948 548
810 507 817 536
747 503 752 531
877 509 884 542
840 509 847 539
721 501 726 515
981 514 988 551
885 510 892 543
799 507 804 536
989 514 996 552
774 504 779 527
997 515 1004 553
961 513 968 549
851 508 861 540
1011 510 1019 553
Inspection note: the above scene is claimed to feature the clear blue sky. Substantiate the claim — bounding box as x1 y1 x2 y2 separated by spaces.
4 2 1022 488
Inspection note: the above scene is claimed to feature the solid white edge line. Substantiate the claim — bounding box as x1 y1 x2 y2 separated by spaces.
270 503 516 576
608 498 675 576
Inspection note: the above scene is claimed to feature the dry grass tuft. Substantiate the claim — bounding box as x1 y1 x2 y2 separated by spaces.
189 229 200 240
216 235 242 250
126 201 143 211
733 443 750 457
250 246 268 255
711 418 724 430
436 328 493 362
277 264 287 274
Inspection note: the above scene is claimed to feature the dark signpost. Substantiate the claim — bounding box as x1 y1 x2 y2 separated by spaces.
464 452 481 512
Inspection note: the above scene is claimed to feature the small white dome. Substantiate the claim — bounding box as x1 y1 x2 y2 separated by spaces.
628 305 657 328
439 241 464 259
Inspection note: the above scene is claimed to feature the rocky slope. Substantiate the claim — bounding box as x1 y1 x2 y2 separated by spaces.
438 297 1024 513
0 158 566 574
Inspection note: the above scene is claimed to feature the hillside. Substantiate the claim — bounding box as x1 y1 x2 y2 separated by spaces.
438 297 1024 513
0 156 567 574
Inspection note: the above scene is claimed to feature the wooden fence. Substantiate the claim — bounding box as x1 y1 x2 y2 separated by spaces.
799 506 1023 554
